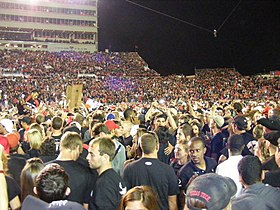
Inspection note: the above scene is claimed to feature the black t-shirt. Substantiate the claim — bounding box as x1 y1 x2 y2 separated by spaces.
49 159 97 205
211 132 226 159
17 102 29 115
89 168 125 210
262 155 278 171
27 149 40 158
123 158 179 210
170 159 184 176
6 175 21 202
178 156 217 190
263 169 280 187
39 155 58 163
8 155 26 186
158 135 176 165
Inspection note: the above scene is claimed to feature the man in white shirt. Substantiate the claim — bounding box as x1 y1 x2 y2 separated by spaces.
216 134 244 197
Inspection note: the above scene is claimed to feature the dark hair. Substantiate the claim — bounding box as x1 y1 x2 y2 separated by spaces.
155 113 167 121
52 116 63 130
20 158 44 201
155 126 170 144
40 137 56 156
189 137 205 148
238 156 262 185
35 163 69 203
120 186 159 210
233 102 243 113
91 113 105 123
124 108 135 120
92 123 110 136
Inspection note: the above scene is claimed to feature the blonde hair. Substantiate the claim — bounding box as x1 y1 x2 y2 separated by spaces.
27 129 43 150
60 132 82 152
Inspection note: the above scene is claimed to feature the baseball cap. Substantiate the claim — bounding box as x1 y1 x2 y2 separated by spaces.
22 195 86 210
257 118 280 131
231 116 247 130
0 119 14 133
210 115 224 128
264 131 280 147
186 173 237 210
106 113 115 120
104 120 119 131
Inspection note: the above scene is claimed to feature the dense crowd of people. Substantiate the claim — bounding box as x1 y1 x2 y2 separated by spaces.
0 49 280 210
0 50 279 107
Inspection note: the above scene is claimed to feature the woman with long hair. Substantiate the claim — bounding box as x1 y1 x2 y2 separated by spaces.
119 186 159 210
20 157 44 201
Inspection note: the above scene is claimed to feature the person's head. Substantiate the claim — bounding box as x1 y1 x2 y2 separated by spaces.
227 134 244 155
120 186 159 210
111 120 124 137
31 90 39 99
27 129 43 150
188 137 206 165
30 123 45 137
268 108 280 119
252 124 264 140
35 114 45 125
252 111 262 124
155 126 170 145
52 116 63 130
231 116 248 132
20 116 32 129
73 113 84 127
124 108 136 121
176 123 192 143
154 113 168 129
178 115 191 126
59 132 83 160
174 140 188 161
190 122 201 137
209 115 224 130
140 133 159 155
40 137 56 156
86 137 115 173
238 156 262 187
34 163 70 203
20 158 44 201
186 173 237 210
233 102 243 114
91 123 111 138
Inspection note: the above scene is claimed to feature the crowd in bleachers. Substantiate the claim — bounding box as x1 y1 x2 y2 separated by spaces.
0 50 279 107
0 49 280 210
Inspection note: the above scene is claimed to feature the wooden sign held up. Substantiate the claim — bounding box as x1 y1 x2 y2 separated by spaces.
66 84 83 111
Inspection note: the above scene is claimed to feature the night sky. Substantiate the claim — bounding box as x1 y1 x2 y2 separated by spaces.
98 0 280 76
